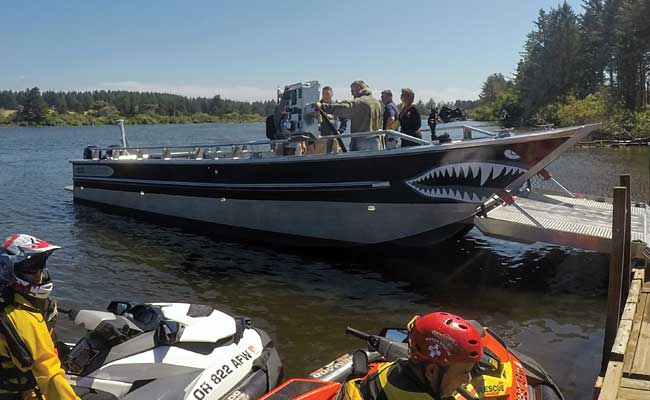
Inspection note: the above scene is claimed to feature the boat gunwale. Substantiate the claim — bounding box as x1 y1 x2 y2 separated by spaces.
68 124 596 166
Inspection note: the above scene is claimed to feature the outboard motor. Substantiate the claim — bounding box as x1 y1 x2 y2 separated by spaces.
278 81 320 138
83 145 100 160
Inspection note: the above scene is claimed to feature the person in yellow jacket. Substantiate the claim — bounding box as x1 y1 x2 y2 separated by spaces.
0 234 79 400
342 312 483 400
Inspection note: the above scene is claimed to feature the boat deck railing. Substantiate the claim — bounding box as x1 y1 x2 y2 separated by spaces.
80 125 510 161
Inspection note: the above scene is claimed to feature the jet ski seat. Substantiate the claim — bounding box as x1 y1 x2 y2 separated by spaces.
125 304 165 332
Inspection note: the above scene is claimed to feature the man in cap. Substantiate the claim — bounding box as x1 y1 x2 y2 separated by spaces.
315 80 383 151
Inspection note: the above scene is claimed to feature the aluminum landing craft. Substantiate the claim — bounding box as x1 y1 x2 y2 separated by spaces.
68 79 598 247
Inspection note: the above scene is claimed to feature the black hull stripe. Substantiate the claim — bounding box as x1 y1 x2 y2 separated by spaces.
72 180 462 204
73 177 390 190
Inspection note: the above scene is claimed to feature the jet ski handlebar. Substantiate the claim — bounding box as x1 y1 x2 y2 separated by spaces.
346 326 409 361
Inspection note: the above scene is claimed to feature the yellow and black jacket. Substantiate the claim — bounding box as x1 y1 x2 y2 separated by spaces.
342 360 477 400
0 293 79 400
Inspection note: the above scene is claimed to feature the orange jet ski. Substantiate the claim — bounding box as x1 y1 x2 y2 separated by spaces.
260 322 563 400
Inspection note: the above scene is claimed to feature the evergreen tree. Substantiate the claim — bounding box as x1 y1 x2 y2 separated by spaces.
479 73 509 103
0 91 18 109
515 2 581 120
16 87 48 125
576 0 607 97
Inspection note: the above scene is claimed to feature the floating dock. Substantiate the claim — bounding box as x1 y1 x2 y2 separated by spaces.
474 191 650 253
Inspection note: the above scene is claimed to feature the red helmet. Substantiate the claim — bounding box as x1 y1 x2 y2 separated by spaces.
407 312 483 366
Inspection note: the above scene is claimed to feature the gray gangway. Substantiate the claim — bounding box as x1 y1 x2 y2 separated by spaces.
474 190 650 255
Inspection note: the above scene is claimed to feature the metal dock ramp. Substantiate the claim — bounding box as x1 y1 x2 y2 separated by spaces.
474 192 650 253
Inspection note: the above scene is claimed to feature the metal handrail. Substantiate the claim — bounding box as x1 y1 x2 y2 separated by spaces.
88 130 432 152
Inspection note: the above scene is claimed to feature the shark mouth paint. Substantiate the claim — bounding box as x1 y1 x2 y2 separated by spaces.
405 162 527 203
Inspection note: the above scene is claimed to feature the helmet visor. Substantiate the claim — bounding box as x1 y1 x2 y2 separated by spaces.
15 254 48 280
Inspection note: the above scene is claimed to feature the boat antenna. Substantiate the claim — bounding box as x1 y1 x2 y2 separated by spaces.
117 119 129 148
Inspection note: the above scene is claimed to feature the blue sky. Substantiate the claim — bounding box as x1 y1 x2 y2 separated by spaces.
1 1 584 102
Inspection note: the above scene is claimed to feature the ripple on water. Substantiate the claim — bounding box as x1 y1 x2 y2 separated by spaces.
1 123 639 400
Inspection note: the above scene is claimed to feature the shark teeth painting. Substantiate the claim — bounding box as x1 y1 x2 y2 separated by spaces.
405 162 527 203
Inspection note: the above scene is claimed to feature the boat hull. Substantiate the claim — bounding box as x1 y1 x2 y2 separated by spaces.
70 125 595 246
73 187 477 246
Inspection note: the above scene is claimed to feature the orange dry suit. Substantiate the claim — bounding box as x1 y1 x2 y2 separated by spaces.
0 293 79 400
342 360 478 400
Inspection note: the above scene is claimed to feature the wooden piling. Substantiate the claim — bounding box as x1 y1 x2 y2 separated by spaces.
620 175 632 314
602 186 627 374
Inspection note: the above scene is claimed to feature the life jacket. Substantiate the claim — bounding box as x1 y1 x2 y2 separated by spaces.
0 293 57 398
0 304 37 395
342 360 440 400
342 360 479 400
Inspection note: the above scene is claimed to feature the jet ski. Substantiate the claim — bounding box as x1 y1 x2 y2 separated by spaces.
58 301 282 399
438 105 467 123
260 321 563 400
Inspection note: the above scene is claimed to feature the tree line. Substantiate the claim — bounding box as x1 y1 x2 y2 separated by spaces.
468 0 650 136
0 88 278 126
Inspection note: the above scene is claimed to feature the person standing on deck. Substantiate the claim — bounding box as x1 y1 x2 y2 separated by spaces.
381 89 400 131
318 86 349 153
428 106 438 140
314 80 383 151
381 89 401 149
398 88 422 147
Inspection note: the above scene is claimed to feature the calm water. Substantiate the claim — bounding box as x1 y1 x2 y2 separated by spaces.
1 122 649 399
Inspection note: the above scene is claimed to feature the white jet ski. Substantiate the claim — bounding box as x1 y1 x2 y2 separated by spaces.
58 301 282 400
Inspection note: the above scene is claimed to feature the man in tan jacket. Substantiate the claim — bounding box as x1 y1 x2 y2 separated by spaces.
315 80 383 151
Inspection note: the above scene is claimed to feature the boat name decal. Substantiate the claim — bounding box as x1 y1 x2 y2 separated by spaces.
73 165 114 178
192 350 253 400
405 152 527 203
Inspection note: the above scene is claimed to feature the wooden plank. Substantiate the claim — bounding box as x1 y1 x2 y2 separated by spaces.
632 268 644 281
624 293 648 374
630 293 650 378
594 374 604 399
621 377 650 391
628 280 642 302
622 302 637 321
603 187 627 374
598 361 623 400
619 387 649 400
611 320 633 361
642 281 650 293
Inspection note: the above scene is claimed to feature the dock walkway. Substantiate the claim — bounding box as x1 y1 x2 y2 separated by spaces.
474 192 650 253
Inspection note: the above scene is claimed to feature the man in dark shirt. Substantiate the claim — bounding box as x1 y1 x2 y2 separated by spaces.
318 86 348 153
380 90 399 130
428 107 438 139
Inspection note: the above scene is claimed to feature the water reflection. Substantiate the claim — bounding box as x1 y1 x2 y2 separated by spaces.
2 123 641 400
55 201 607 400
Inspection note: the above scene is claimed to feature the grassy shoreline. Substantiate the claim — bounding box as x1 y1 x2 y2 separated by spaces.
0 110 264 127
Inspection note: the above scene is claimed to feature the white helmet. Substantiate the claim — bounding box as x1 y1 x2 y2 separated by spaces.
1 234 61 299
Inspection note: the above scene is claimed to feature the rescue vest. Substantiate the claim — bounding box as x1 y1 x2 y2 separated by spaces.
0 308 36 394
342 360 479 400
342 360 441 400
0 295 57 397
